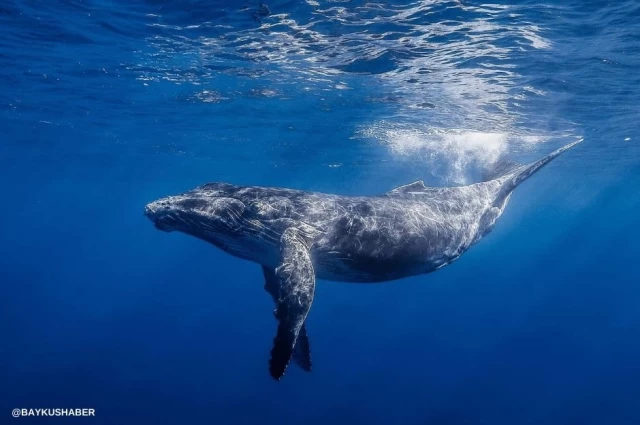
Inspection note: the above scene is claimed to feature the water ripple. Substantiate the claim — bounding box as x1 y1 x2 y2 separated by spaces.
138 0 569 182
2 0 637 182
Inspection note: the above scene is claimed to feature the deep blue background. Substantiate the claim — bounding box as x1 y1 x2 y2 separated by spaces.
1 1 639 424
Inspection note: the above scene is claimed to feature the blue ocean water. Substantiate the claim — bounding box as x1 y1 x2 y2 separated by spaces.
1 0 639 423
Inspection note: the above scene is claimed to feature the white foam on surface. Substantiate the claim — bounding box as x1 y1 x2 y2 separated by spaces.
359 124 552 184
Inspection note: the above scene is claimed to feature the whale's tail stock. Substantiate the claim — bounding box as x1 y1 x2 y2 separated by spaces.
488 138 583 200
507 138 583 188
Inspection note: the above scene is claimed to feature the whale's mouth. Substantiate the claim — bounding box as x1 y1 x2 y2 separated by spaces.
144 195 245 235
152 219 174 232
144 203 176 232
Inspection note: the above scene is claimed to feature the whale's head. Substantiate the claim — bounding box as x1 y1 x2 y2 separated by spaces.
144 183 246 238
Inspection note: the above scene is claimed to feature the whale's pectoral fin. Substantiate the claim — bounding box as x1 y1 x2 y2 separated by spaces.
262 266 312 373
268 227 316 380
292 325 312 371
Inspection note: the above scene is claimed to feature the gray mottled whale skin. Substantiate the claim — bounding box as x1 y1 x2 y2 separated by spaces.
144 139 581 380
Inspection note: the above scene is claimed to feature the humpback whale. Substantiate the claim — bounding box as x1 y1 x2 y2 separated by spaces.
144 139 581 380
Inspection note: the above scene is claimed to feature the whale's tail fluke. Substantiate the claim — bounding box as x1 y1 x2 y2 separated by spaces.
492 138 583 199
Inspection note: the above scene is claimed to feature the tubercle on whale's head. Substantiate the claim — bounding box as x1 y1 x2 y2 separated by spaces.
144 185 245 234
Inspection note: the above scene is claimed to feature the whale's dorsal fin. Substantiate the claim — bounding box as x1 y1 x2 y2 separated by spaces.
267 227 316 380
263 266 312 373
385 180 429 196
